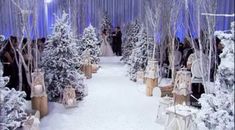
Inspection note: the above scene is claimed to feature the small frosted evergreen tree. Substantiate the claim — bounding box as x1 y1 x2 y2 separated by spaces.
100 11 112 34
0 62 27 130
41 11 85 102
127 27 154 81
121 20 142 63
80 24 101 64
99 11 113 46
196 22 234 130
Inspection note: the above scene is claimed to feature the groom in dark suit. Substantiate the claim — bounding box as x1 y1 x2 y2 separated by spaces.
112 26 122 56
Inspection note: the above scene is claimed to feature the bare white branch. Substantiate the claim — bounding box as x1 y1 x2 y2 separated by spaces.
201 13 235 17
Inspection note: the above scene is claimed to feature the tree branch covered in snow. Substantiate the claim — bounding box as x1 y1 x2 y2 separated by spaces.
195 22 234 130
127 26 154 81
0 62 27 130
121 20 142 64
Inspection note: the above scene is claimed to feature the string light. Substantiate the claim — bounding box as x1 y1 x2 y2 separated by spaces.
45 0 52 4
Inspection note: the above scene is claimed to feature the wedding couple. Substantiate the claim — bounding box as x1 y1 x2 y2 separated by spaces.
100 27 122 56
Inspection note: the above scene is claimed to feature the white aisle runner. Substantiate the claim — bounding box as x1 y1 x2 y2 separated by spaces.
40 57 164 130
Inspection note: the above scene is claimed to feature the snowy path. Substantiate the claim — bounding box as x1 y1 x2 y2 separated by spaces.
40 57 164 130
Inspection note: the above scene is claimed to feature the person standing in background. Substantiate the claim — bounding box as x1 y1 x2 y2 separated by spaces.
100 29 114 56
112 26 122 56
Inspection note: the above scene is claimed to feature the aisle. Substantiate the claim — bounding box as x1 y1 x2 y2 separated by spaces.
40 57 164 130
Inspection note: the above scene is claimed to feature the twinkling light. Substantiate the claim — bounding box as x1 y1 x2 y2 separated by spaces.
45 0 52 4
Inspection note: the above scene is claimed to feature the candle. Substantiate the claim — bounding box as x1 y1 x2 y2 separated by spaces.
34 85 43 95
67 98 74 106
84 59 89 65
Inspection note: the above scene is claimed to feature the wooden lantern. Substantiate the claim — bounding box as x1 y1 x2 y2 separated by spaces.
145 60 159 79
145 60 159 96
136 70 145 84
31 69 46 97
173 69 192 105
31 95 48 118
82 64 92 79
31 69 48 118
146 78 157 96
82 50 92 79
62 85 77 108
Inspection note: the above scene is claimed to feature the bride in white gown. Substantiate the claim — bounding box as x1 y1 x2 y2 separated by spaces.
100 29 114 56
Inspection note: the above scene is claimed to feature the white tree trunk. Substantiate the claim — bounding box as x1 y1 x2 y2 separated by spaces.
197 1 208 93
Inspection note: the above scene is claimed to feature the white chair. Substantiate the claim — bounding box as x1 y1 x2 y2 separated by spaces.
155 96 173 124
152 87 161 98
165 105 198 130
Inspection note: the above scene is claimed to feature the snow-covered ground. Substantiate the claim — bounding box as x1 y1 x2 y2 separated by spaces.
40 56 164 130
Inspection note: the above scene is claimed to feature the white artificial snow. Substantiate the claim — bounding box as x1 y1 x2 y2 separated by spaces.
40 57 164 130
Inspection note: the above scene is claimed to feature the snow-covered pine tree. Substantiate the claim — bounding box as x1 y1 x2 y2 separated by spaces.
80 24 101 64
0 62 27 130
100 11 112 34
121 20 142 64
41 11 85 102
127 27 154 81
99 11 113 47
196 22 234 130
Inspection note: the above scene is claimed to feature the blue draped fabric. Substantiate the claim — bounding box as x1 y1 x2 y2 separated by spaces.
45 0 141 34
0 0 234 39
215 0 234 31
0 0 46 38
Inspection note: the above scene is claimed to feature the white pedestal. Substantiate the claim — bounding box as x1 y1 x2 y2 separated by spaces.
165 105 198 130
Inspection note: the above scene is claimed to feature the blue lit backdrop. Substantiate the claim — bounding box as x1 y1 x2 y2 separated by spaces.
0 0 234 40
